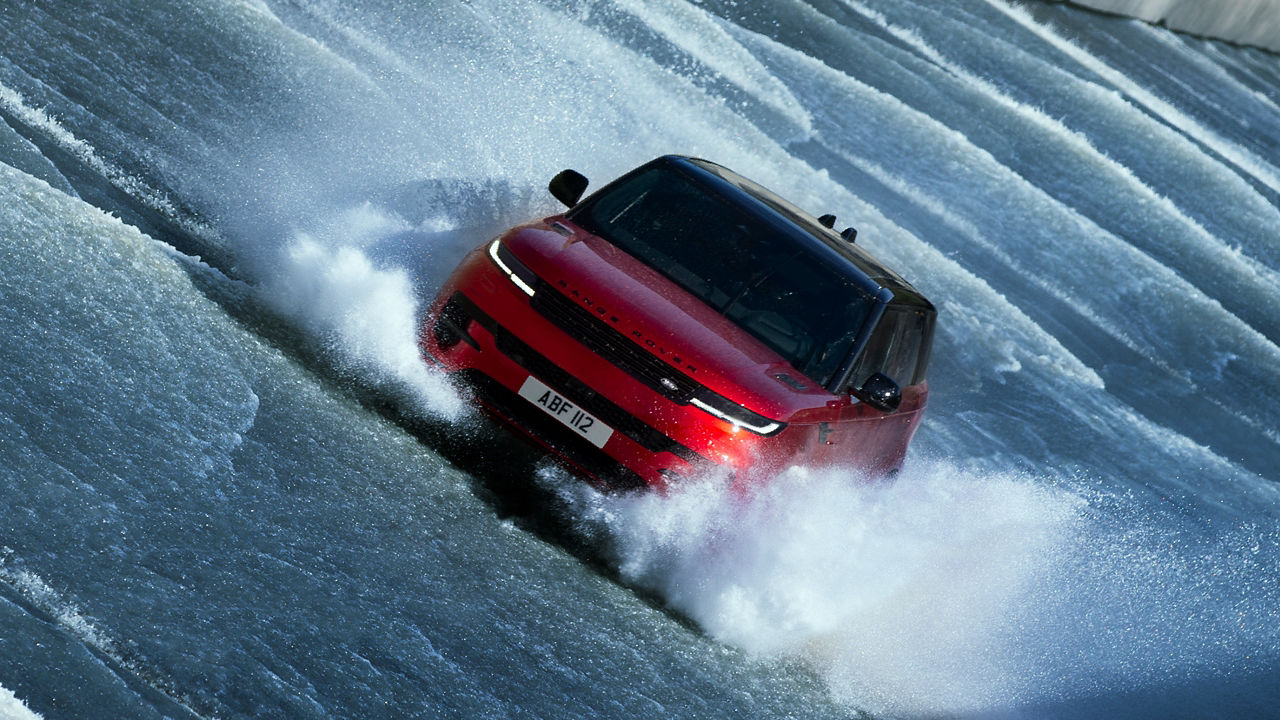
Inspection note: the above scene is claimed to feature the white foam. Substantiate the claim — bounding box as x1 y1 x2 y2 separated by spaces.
563 461 1084 716
259 204 464 420
0 685 42 720
560 449 1280 714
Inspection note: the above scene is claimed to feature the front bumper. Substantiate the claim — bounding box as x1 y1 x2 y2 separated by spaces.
418 248 799 491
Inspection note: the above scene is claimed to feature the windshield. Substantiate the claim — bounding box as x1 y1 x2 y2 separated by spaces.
571 165 878 387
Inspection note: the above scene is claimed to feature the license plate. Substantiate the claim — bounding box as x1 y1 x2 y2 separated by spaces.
517 376 614 448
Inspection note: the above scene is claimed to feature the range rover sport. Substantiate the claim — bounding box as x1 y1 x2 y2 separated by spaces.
420 156 935 492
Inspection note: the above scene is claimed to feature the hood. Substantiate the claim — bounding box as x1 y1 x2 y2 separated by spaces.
505 219 834 422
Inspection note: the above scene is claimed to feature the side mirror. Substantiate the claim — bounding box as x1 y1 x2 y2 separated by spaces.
549 169 589 208
852 372 901 412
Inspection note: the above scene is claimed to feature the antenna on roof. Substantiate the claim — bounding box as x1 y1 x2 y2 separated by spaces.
841 227 858 244
818 214 836 228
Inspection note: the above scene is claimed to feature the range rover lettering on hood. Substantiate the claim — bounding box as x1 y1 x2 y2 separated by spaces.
554 278 698 375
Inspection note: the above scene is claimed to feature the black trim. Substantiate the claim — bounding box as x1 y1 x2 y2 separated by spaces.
433 294 479 350
832 287 893 394
492 239 538 291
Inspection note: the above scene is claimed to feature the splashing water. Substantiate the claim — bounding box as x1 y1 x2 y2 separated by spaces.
0 685 41 720
259 204 464 420
550 461 1078 714
552 457 1280 717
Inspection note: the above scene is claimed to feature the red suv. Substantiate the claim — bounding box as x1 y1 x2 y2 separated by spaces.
420 156 935 492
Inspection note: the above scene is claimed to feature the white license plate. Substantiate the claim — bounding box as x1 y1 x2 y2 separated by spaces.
517 376 614 448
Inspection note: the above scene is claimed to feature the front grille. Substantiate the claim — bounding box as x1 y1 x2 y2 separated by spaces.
530 282 701 404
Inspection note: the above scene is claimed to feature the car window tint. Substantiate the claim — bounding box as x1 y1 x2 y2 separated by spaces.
849 306 933 389
577 166 877 387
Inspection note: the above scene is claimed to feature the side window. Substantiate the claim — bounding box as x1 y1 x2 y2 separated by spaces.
849 307 932 389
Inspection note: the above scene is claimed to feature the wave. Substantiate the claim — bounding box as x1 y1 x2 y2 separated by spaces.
1001 2 1280 196
550 458 1280 717
0 550 206 720
0 82 221 251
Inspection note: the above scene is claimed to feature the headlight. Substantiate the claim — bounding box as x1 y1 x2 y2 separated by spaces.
690 392 784 436
488 238 537 296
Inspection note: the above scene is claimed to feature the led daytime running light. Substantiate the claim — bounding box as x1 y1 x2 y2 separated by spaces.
690 397 781 435
488 239 536 296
